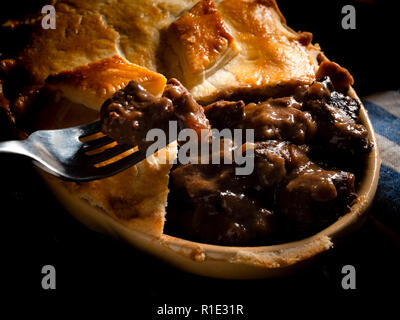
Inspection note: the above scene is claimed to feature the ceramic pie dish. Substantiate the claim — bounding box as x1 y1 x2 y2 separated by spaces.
0 0 380 278
40 86 380 279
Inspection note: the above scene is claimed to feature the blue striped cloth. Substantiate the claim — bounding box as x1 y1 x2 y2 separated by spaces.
362 90 400 236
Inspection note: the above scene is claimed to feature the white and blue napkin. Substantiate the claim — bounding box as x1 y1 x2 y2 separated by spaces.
362 90 400 235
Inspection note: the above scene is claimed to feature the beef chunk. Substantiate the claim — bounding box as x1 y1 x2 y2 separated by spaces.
304 78 372 158
100 80 174 148
169 162 277 245
163 78 211 139
239 98 316 144
254 140 310 189
101 78 211 148
277 169 356 236
204 100 245 130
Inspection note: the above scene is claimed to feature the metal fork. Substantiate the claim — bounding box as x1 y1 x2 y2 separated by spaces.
0 121 148 182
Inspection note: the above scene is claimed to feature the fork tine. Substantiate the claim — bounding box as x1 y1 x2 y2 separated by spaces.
22 119 159 181
82 135 115 151
85 143 135 164
91 149 147 179
77 120 102 139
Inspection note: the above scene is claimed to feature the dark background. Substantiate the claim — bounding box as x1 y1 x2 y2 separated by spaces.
1 0 399 317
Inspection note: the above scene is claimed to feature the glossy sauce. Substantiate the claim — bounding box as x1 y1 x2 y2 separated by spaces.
101 77 371 245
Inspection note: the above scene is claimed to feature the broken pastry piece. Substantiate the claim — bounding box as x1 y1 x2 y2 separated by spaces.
163 0 321 103
46 55 167 111
38 57 178 238
190 0 321 102
166 0 241 88
316 61 354 93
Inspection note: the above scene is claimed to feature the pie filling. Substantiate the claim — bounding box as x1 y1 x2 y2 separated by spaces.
101 77 371 246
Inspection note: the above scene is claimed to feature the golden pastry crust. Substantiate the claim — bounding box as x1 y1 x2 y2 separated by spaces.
46 55 167 111
166 0 240 87
59 141 178 238
0 0 327 239
12 0 199 84
187 0 320 103
316 60 354 93
17 4 119 84
39 137 177 238
7 0 320 104
229 235 333 268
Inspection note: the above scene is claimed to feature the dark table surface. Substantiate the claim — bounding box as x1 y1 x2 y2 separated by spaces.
2 155 399 316
1 0 399 317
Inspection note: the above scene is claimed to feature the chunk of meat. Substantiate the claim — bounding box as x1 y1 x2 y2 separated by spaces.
240 98 317 144
304 79 371 157
168 139 357 245
254 140 310 189
169 162 277 245
101 78 212 147
254 140 356 237
204 96 316 144
204 100 245 130
163 78 211 139
277 169 356 236
100 80 174 148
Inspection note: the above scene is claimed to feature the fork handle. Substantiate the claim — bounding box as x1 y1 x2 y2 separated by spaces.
0 140 30 157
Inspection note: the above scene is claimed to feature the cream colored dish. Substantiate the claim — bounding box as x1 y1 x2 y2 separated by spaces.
39 87 380 279
1 0 381 278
